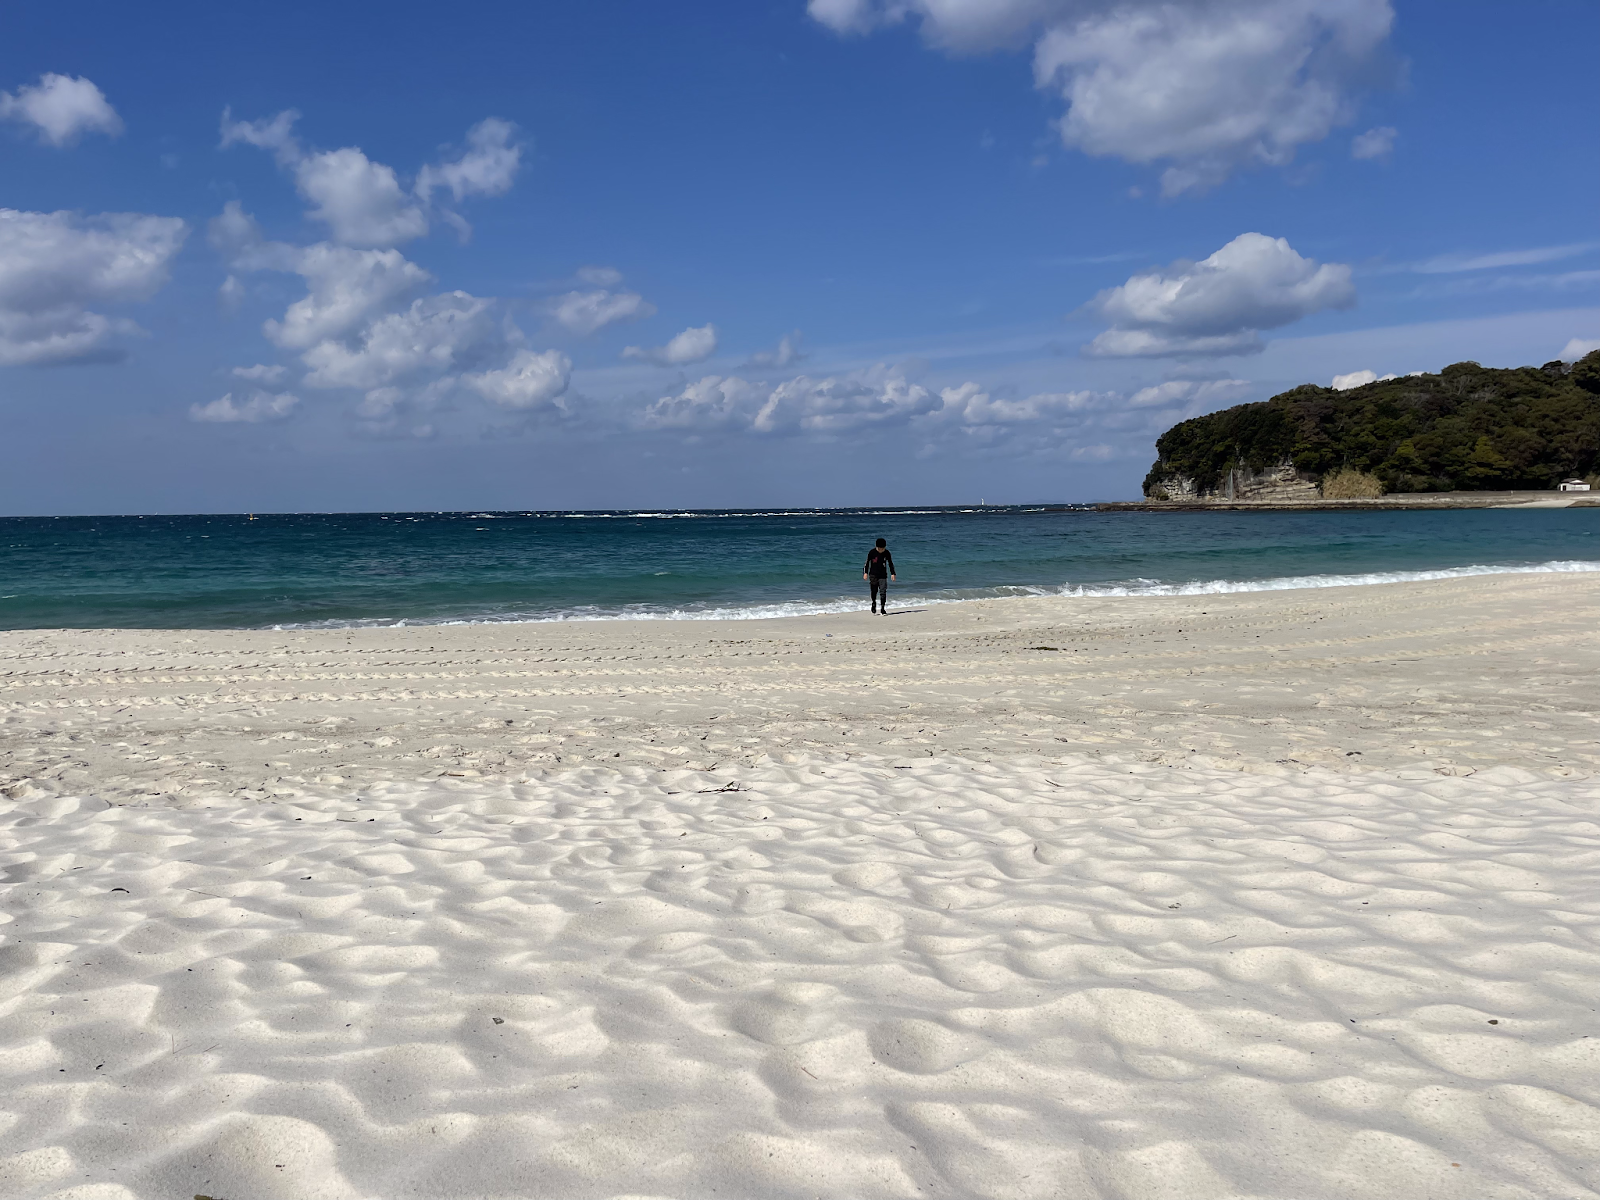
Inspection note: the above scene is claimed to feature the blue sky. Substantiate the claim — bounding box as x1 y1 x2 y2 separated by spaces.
2 0 1596 514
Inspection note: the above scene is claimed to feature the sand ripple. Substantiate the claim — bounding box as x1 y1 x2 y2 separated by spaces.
2 756 1599 1198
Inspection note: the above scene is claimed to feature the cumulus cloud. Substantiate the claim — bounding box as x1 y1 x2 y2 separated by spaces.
463 348 572 410
930 376 1248 441
0 74 123 146
550 287 655 336
1560 338 1600 363
934 381 1104 426
212 114 565 427
637 352 1251 463
300 291 499 390
1084 232 1355 358
1330 368 1397 389
222 114 404 249
190 389 300 423
0 207 187 365
644 364 939 435
623 323 718 366
1351 125 1396 160
639 375 769 431
264 242 433 350
810 0 1395 195
293 146 429 247
221 109 519 247
746 330 806 369
415 118 521 204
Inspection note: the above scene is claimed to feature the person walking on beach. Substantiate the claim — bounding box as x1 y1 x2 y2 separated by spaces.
864 537 896 615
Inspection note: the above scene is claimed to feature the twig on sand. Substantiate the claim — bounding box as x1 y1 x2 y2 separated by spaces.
698 782 742 793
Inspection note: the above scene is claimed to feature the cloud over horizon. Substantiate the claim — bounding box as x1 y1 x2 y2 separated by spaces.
0 207 187 366
1084 232 1356 357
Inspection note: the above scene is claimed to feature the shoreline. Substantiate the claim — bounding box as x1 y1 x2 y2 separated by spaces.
6 571 1600 803
1098 488 1600 511
8 555 1600 635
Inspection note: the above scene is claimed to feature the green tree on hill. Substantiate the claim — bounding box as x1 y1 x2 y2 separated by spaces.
1143 351 1600 496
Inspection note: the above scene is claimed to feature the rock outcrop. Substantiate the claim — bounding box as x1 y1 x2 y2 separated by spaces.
1147 459 1320 503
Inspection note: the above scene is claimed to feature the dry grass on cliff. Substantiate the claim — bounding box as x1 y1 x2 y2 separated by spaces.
1320 468 1385 499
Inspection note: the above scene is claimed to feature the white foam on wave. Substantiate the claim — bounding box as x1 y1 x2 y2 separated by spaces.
272 558 1600 630
1057 557 1600 597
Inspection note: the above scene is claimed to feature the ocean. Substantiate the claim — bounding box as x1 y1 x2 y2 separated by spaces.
2 506 1598 630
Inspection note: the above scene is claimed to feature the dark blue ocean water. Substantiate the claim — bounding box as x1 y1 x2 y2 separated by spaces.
2 506 1599 630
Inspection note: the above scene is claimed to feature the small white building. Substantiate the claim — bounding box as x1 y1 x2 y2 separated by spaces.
1558 479 1592 491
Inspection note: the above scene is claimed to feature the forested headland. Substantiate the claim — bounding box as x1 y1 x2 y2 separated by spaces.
1143 351 1600 498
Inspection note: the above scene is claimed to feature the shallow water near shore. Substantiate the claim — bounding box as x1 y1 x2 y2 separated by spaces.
3 505 1600 629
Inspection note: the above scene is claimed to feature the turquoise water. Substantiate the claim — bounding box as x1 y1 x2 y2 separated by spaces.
2 506 1599 630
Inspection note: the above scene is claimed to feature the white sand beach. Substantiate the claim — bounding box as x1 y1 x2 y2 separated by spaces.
4 572 1600 1199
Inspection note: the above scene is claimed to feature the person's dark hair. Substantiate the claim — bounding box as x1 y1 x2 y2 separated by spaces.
875 538 886 548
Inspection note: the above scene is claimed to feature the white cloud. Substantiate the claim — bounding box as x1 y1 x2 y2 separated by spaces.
463 348 572 410
1330 368 1398 389
265 243 432 350
550 288 655 336
1084 232 1355 358
934 381 1104 425
1561 338 1600 363
640 375 770 430
929 377 1249 442
221 109 516 248
807 0 1052 48
189 390 299 423
643 364 938 434
300 291 499 390
746 330 806 368
623 324 718 366
416 118 521 204
0 74 123 146
1350 125 1396 160
294 146 429 247
219 108 301 161
811 1 1395 195
0 208 187 365
231 363 286 383
1128 377 1252 408
638 356 1250 463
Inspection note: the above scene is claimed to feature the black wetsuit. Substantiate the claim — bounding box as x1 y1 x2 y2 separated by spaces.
865 547 895 611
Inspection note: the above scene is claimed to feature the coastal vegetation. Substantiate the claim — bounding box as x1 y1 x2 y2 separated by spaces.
1144 351 1600 497
1317 467 1384 499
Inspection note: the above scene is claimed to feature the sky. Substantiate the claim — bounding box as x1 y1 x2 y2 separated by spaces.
1 0 1596 514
